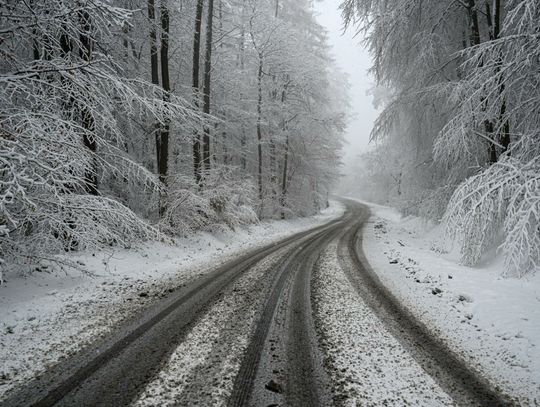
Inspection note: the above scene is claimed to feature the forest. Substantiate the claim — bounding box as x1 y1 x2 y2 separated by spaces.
1 0 538 278
1 1 539 405
0 0 346 275
341 0 540 276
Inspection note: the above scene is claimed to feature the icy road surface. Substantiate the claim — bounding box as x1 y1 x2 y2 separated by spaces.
1 200 518 406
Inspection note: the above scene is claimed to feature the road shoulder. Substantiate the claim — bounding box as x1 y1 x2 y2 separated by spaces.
361 202 540 405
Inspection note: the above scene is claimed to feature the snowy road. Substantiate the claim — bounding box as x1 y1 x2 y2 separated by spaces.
1 201 513 406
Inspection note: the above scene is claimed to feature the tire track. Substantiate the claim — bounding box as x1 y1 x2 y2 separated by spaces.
336 201 515 407
228 222 345 406
0 216 343 407
134 245 294 406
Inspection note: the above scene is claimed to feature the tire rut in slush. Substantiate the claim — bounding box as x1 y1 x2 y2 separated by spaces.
228 225 343 407
337 200 516 407
0 216 344 407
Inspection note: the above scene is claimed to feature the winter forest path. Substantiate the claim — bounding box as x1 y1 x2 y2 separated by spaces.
1 201 514 406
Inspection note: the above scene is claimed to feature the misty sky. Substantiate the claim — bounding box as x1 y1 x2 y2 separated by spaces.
313 1 379 168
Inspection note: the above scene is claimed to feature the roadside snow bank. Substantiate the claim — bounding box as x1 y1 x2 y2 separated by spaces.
362 201 540 405
0 201 344 400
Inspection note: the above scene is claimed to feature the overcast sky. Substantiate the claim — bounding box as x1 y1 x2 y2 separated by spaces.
313 1 378 169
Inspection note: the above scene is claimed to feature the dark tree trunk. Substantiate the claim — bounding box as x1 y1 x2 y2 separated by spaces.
494 0 501 39
192 0 204 185
499 97 511 154
148 0 161 178
59 27 76 193
158 0 170 216
484 0 510 159
467 0 501 163
280 133 289 220
491 0 510 154
279 85 288 219
33 30 40 60
78 10 98 195
256 54 264 205
148 0 160 88
202 0 214 174
239 5 247 170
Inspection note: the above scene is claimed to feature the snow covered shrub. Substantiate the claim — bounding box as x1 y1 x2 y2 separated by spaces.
161 176 211 233
203 167 258 229
163 166 257 234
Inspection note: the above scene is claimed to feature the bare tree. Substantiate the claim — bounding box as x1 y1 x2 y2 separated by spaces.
192 0 204 185
201 0 215 175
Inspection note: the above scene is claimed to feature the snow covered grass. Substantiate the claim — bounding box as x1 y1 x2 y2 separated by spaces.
361 200 540 405
0 201 344 400
313 242 454 406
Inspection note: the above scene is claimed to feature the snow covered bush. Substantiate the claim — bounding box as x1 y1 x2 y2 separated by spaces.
163 167 258 234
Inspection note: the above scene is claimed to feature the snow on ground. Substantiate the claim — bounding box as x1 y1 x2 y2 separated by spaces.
359 199 540 405
313 242 454 406
0 201 344 400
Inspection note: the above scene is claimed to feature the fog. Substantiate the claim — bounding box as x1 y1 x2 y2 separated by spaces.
313 0 379 174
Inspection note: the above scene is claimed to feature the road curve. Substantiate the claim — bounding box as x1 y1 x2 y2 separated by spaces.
0 215 342 407
1 200 516 406
229 200 514 406
336 200 514 407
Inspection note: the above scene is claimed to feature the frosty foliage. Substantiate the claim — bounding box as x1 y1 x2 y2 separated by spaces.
445 158 540 276
0 0 195 271
163 168 257 233
0 0 345 275
439 0 540 275
341 0 540 275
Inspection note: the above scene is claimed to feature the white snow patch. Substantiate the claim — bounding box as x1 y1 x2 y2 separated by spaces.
0 201 344 399
358 199 540 405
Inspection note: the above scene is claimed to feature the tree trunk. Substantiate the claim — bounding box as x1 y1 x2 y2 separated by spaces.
148 0 161 178
239 3 247 170
202 0 214 174
484 0 501 40
467 0 501 163
256 54 264 206
467 0 481 46
192 0 204 185
279 85 288 219
158 0 170 216
492 0 510 154
78 10 98 195
148 0 160 88
280 133 289 219
484 0 510 159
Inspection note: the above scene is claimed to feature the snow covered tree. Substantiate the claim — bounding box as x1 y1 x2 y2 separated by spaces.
439 0 540 275
0 0 197 270
0 0 347 275
342 0 539 275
